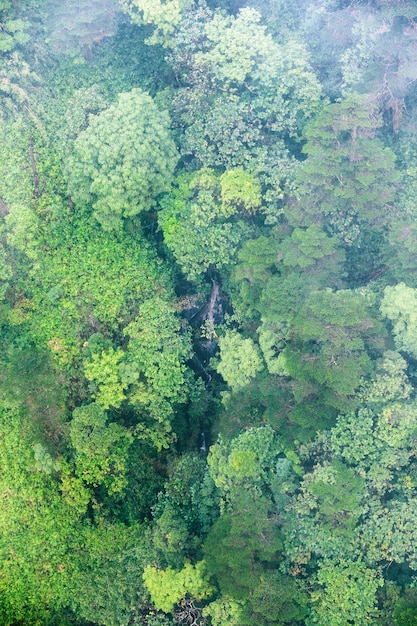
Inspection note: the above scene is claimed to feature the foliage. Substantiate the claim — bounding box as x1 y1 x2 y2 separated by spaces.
159 170 252 281
291 93 400 244
166 4 321 213
202 492 283 600
26 215 171 364
214 330 264 393
143 561 214 613
65 88 178 229
307 559 383 626
84 347 129 409
381 283 417 359
70 403 133 494
4 0 417 624
119 0 193 44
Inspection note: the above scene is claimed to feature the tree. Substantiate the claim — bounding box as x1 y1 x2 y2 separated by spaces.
159 169 253 281
68 520 154 625
26 215 173 368
119 0 192 45
290 93 400 245
202 596 244 626
308 559 383 626
84 347 130 409
203 491 283 600
152 453 219 544
123 296 192 432
207 426 282 499
64 88 178 229
143 561 213 613
241 572 308 626
0 405 83 623
273 288 385 419
0 12 29 53
381 283 417 359
340 3 417 131
59 86 109 151
70 403 133 494
214 330 264 393
167 5 321 208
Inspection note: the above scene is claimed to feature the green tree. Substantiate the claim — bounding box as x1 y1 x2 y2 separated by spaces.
68 520 154 625
207 426 282 499
0 12 29 53
119 0 192 44
152 453 219 552
84 347 130 409
65 88 178 229
167 5 321 209
159 170 253 281
214 330 264 393
340 3 417 131
381 283 417 359
70 403 133 494
274 288 385 421
392 588 417 626
0 405 82 623
308 559 383 626
25 214 172 367
241 572 308 626
290 93 400 245
123 296 192 436
143 561 213 613
203 491 283 600
202 597 244 626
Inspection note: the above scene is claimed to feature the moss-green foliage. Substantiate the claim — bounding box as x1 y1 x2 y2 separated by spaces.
5 0 417 624
159 170 254 281
21 206 169 352
307 559 383 626
64 88 178 229
143 561 214 613
291 93 400 245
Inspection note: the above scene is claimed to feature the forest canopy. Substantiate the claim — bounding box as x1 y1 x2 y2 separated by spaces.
2 0 417 624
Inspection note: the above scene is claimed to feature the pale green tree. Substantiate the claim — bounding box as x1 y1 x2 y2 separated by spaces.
159 169 255 281
143 561 213 613
65 88 178 229
208 426 280 498
119 0 192 44
202 597 243 626
308 559 383 626
123 297 192 426
381 283 417 359
84 347 132 409
215 330 264 393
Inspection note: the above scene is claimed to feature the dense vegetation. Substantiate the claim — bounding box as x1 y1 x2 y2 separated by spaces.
2 0 417 624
